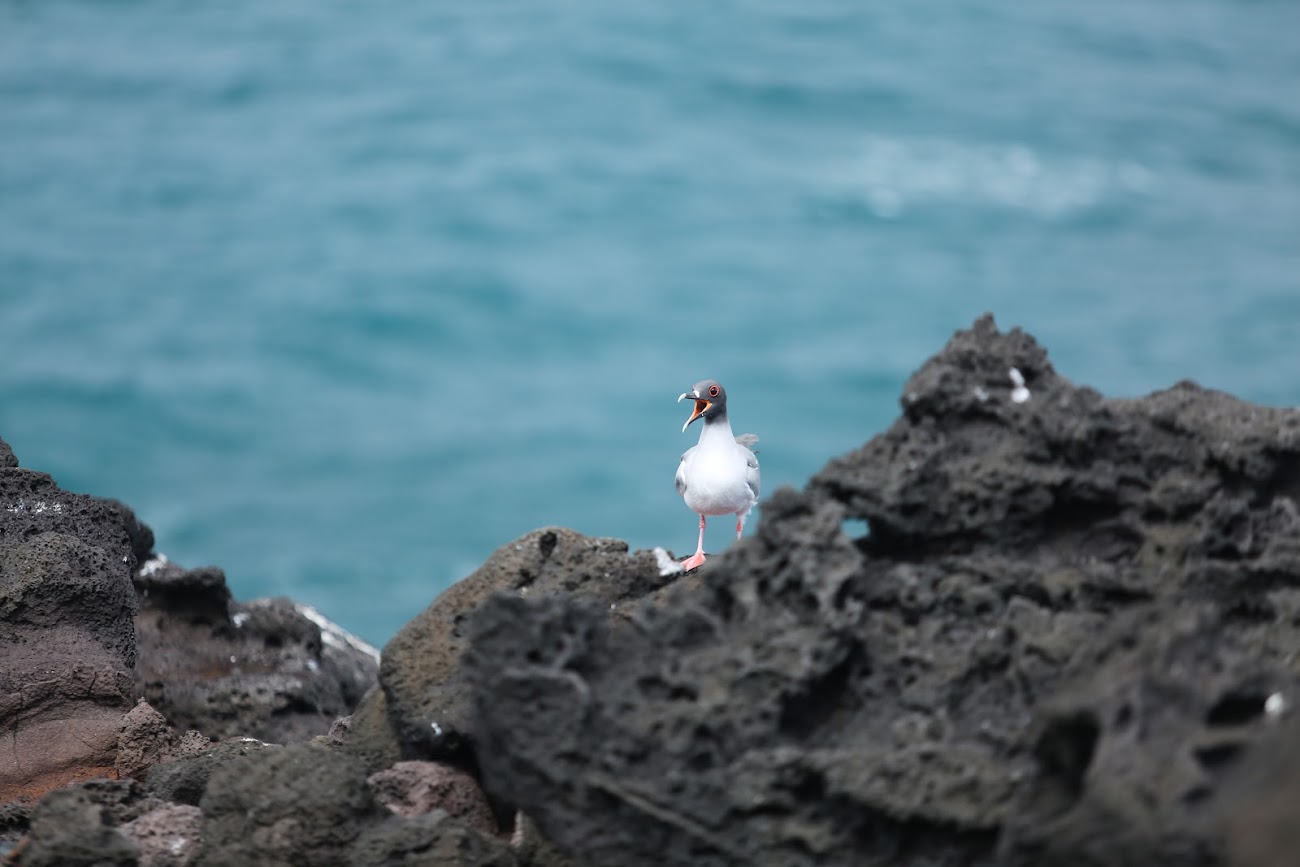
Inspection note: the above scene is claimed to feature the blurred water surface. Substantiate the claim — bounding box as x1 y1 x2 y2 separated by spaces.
2 0 1297 642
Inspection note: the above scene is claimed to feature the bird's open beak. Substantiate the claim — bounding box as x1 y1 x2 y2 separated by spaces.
680 393 710 433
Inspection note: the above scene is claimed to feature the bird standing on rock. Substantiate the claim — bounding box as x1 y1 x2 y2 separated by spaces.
675 379 760 571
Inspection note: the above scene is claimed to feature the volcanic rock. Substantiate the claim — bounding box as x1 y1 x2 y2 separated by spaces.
367 761 497 833
0 504 139 802
17 779 161 867
1218 715 1300 867
464 316 1300 866
0 437 17 469
134 557 379 744
120 803 204 867
349 812 520 867
146 738 281 807
349 527 675 772
116 700 212 784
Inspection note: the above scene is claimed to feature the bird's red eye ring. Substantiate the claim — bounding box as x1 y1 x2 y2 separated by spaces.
708 385 720 397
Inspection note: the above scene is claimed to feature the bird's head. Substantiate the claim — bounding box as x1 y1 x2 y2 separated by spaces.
677 379 727 432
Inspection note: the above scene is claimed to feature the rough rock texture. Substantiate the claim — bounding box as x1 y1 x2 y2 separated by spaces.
0 462 142 803
349 527 677 772
146 739 281 807
368 761 497 833
116 700 212 784
10 318 1300 866
510 813 579 867
464 316 1300 866
195 744 380 866
134 557 379 744
348 812 519 867
1218 716 1300 867
190 743 516 867
120 803 204 867
0 437 18 469
16 779 161 866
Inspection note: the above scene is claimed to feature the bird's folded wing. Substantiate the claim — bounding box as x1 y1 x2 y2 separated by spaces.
738 435 761 500
675 448 691 496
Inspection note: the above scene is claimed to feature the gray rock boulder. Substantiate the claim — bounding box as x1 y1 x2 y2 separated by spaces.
134 557 379 745
348 527 674 772
0 528 138 803
463 315 1300 866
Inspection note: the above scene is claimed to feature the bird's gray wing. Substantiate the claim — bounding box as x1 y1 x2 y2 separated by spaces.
740 439 761 501
675 445 694 497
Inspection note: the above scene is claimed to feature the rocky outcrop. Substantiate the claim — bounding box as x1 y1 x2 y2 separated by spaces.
347 528 678 774
0 435 383 857
7 316 1300 866
134 558 380 745
115 701 212 784
0 454 142 804
463 316 1300 866
15 779 159 866
195 743 517 867
121 803 204 867
368 761 498 833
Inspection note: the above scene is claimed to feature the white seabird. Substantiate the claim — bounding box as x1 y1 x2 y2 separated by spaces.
674 379 761 571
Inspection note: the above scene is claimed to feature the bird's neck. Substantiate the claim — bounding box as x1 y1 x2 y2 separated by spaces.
697 414 735 446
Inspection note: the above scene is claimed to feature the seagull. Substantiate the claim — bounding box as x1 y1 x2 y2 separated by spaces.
674 379 760 571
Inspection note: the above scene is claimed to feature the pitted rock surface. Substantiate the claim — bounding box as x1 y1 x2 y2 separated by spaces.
134 558 378 744
0 532 138 803
17 779 161 867
367 761 497 833
0 437 17 469
464 316 1300 866
351 527 672 771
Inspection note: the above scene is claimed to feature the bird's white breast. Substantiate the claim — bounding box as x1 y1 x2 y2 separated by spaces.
680 430 756 517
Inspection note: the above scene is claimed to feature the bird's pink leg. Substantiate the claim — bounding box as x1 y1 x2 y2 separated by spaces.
735 513 745 540
681 514 707 570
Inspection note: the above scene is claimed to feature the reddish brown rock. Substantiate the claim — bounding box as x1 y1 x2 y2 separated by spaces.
1 448 148 806
116 700 212 784
0 532 137 804
367 761 497 834
120 803 203 867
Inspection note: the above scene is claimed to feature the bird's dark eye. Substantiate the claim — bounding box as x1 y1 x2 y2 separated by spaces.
708 385 720 397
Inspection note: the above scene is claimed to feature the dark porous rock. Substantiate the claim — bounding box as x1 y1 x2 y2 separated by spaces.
0 436 17 469
0 532 138 803
1217 714 1300 867
510 813 580 867
0 457 154 804
17 779 160 867
348 812 519 867
464 316 1300 866
311 713 355 753
998 606 1293 865
351 527 672 771
367 761 497 833
344 687 405 773
134 555 379 744
120 803 204 867
0 801 30 851
0 466 143 576
146 738 280 807
196 744 379 866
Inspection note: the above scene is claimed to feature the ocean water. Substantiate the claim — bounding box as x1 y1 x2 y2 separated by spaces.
2 1 1297 644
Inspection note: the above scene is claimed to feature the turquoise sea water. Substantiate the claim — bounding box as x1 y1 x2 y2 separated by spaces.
2 1 1298 643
